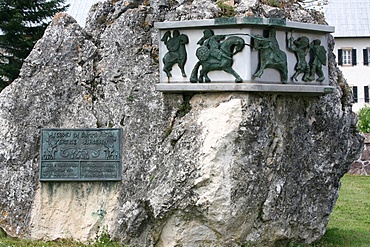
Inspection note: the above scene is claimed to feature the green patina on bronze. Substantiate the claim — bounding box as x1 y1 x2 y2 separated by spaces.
158 20 328 84
324 87 334 93
215 17 237 25
161 30 189 78
308 39 327 82
40 128 122 182
251 29 288 83
269 18 286 26
243 16 263 24
190 29 245 83
287 35 310 81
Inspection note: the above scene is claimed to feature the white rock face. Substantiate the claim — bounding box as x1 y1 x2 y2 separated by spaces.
29 183 119 242
158 97 243 246
195 98 242 225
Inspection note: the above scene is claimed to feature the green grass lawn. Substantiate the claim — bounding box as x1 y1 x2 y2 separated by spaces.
0 237 86 247
0 175 369 247
313 174 370 247
0 230 121 247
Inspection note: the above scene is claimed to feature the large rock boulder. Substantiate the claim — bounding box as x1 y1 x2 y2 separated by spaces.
0 0 363 246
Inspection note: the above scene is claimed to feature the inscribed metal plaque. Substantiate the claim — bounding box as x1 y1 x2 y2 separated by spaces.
40 128 122 181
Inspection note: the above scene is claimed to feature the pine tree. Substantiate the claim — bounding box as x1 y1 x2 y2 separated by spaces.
0 0 68 90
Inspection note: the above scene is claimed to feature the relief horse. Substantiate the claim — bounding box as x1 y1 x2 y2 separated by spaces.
252 30 288 83
190 36 245 83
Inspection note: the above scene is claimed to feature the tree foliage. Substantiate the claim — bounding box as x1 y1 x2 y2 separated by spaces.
357 106 370 133
0 0 68 90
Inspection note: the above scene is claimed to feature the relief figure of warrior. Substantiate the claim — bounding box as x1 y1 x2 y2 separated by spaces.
161 30 189 77
196 29 232 67
190 29 245 83
287 35 310 81
308 39 327 82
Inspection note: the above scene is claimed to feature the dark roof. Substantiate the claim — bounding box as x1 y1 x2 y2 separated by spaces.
324 0 370 37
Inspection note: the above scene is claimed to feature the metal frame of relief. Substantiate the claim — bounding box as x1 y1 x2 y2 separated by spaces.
39 128 122 182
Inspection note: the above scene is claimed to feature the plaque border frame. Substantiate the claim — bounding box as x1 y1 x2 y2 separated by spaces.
39 128 123 182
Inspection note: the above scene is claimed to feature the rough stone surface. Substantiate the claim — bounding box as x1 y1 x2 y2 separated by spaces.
0 1 364 246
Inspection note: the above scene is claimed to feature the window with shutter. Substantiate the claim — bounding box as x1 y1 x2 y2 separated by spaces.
365 86 369 103
340 48 356 66
363 49 369 65
352 49 357 66
343 49 352 65
338 49 343 65
353 86 358 103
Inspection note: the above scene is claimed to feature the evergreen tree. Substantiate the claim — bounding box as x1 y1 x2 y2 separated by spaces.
0 0 68 90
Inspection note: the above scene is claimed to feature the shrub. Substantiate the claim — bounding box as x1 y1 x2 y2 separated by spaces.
217 0 236 17
357 106 370 133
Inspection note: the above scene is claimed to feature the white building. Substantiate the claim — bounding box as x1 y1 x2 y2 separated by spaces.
324 0 370 112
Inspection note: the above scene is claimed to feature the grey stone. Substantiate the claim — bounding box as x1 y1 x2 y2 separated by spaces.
364 164 370 174
360 149 370 161
0 1 363 247
351 161 363 170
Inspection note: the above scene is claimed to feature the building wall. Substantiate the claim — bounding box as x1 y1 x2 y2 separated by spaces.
334 37 370 112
